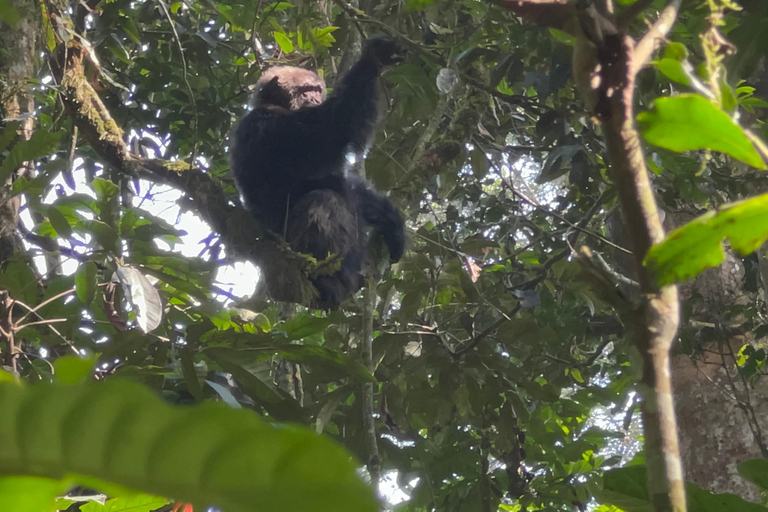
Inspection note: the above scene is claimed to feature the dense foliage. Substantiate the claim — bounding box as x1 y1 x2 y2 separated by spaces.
3 0 768 511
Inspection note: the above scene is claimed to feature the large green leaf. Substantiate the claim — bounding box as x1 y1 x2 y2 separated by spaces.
738 459 768 490
79 494 168 512
594 466 768 512
645 193 768 286
0 130 62 183
0 0 21 27
0 476 69 512
0 379 376 512
637 94 766 169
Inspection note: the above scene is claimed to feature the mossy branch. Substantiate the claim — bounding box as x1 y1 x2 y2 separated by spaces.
45 5 321 307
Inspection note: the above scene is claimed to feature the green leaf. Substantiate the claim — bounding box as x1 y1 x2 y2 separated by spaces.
470 148 488 178
276 345 375 382
278 312 345 340
0 121 19 155
0 0 22 26
0 379 376 512
47 206 73 239
645 192 768 286
739 459 768 490
311 26 339 47
0 130 62 183
594 466 768 512
549 28 576 46
75 261 98 305
538 145 582 184
637 94 766 169
273 32 294 53
687 483 768 512
663 42 688 61
655 59 691 86
84 220 119 253
54 356 96 384
80 494 168 511
206 348 308 422
0 475 69 512
0 262 38 305
180 348 203 400
216 4 239 29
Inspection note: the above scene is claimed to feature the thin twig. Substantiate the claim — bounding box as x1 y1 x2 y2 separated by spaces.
15 318 68 330
477 141 632 254
12 300 80 356
16 287 76 325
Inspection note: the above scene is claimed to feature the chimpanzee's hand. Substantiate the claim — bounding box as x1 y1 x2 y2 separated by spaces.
364 35 405 66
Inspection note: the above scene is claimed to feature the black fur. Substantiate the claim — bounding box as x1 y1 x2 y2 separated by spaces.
231 36 406 308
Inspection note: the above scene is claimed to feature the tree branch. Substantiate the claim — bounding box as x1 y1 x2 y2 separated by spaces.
633 0 683 72
46 6 321 306
496 1 687 510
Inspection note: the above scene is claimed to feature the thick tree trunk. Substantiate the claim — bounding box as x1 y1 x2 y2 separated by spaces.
0 1 37 263
672 344 766 502
0 0 39 370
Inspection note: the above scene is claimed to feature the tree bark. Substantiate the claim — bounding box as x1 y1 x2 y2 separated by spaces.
0 0 39 371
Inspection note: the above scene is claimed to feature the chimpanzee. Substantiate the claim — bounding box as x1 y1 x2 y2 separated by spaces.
230 36 406 308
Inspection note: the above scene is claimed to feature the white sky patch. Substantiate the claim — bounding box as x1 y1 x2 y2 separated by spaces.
379 470 417 508
20 134 260 303
129 179 258 300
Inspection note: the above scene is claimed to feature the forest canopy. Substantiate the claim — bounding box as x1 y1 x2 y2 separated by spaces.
2 0 768 511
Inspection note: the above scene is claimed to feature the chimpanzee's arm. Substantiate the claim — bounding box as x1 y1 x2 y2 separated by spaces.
350 178 406 262
243 37 400 182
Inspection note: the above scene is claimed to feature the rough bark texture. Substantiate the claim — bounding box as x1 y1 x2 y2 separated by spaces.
0 0 39 370
672 345 766 502
600 30 684 512
669 211 767 502
0 1 37 263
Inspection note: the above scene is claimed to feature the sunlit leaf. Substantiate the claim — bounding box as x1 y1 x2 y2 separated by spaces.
654 59 690 86
47 206 73 239
645 193 768 286
638 94 766 169
79 494 168 511
273 32 294 53
113 265 163 333
0 475 69 512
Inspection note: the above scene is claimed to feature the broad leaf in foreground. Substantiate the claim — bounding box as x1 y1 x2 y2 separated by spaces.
637 94 766 169
0 379 375 512
645 193 768 286
593 466 768 512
